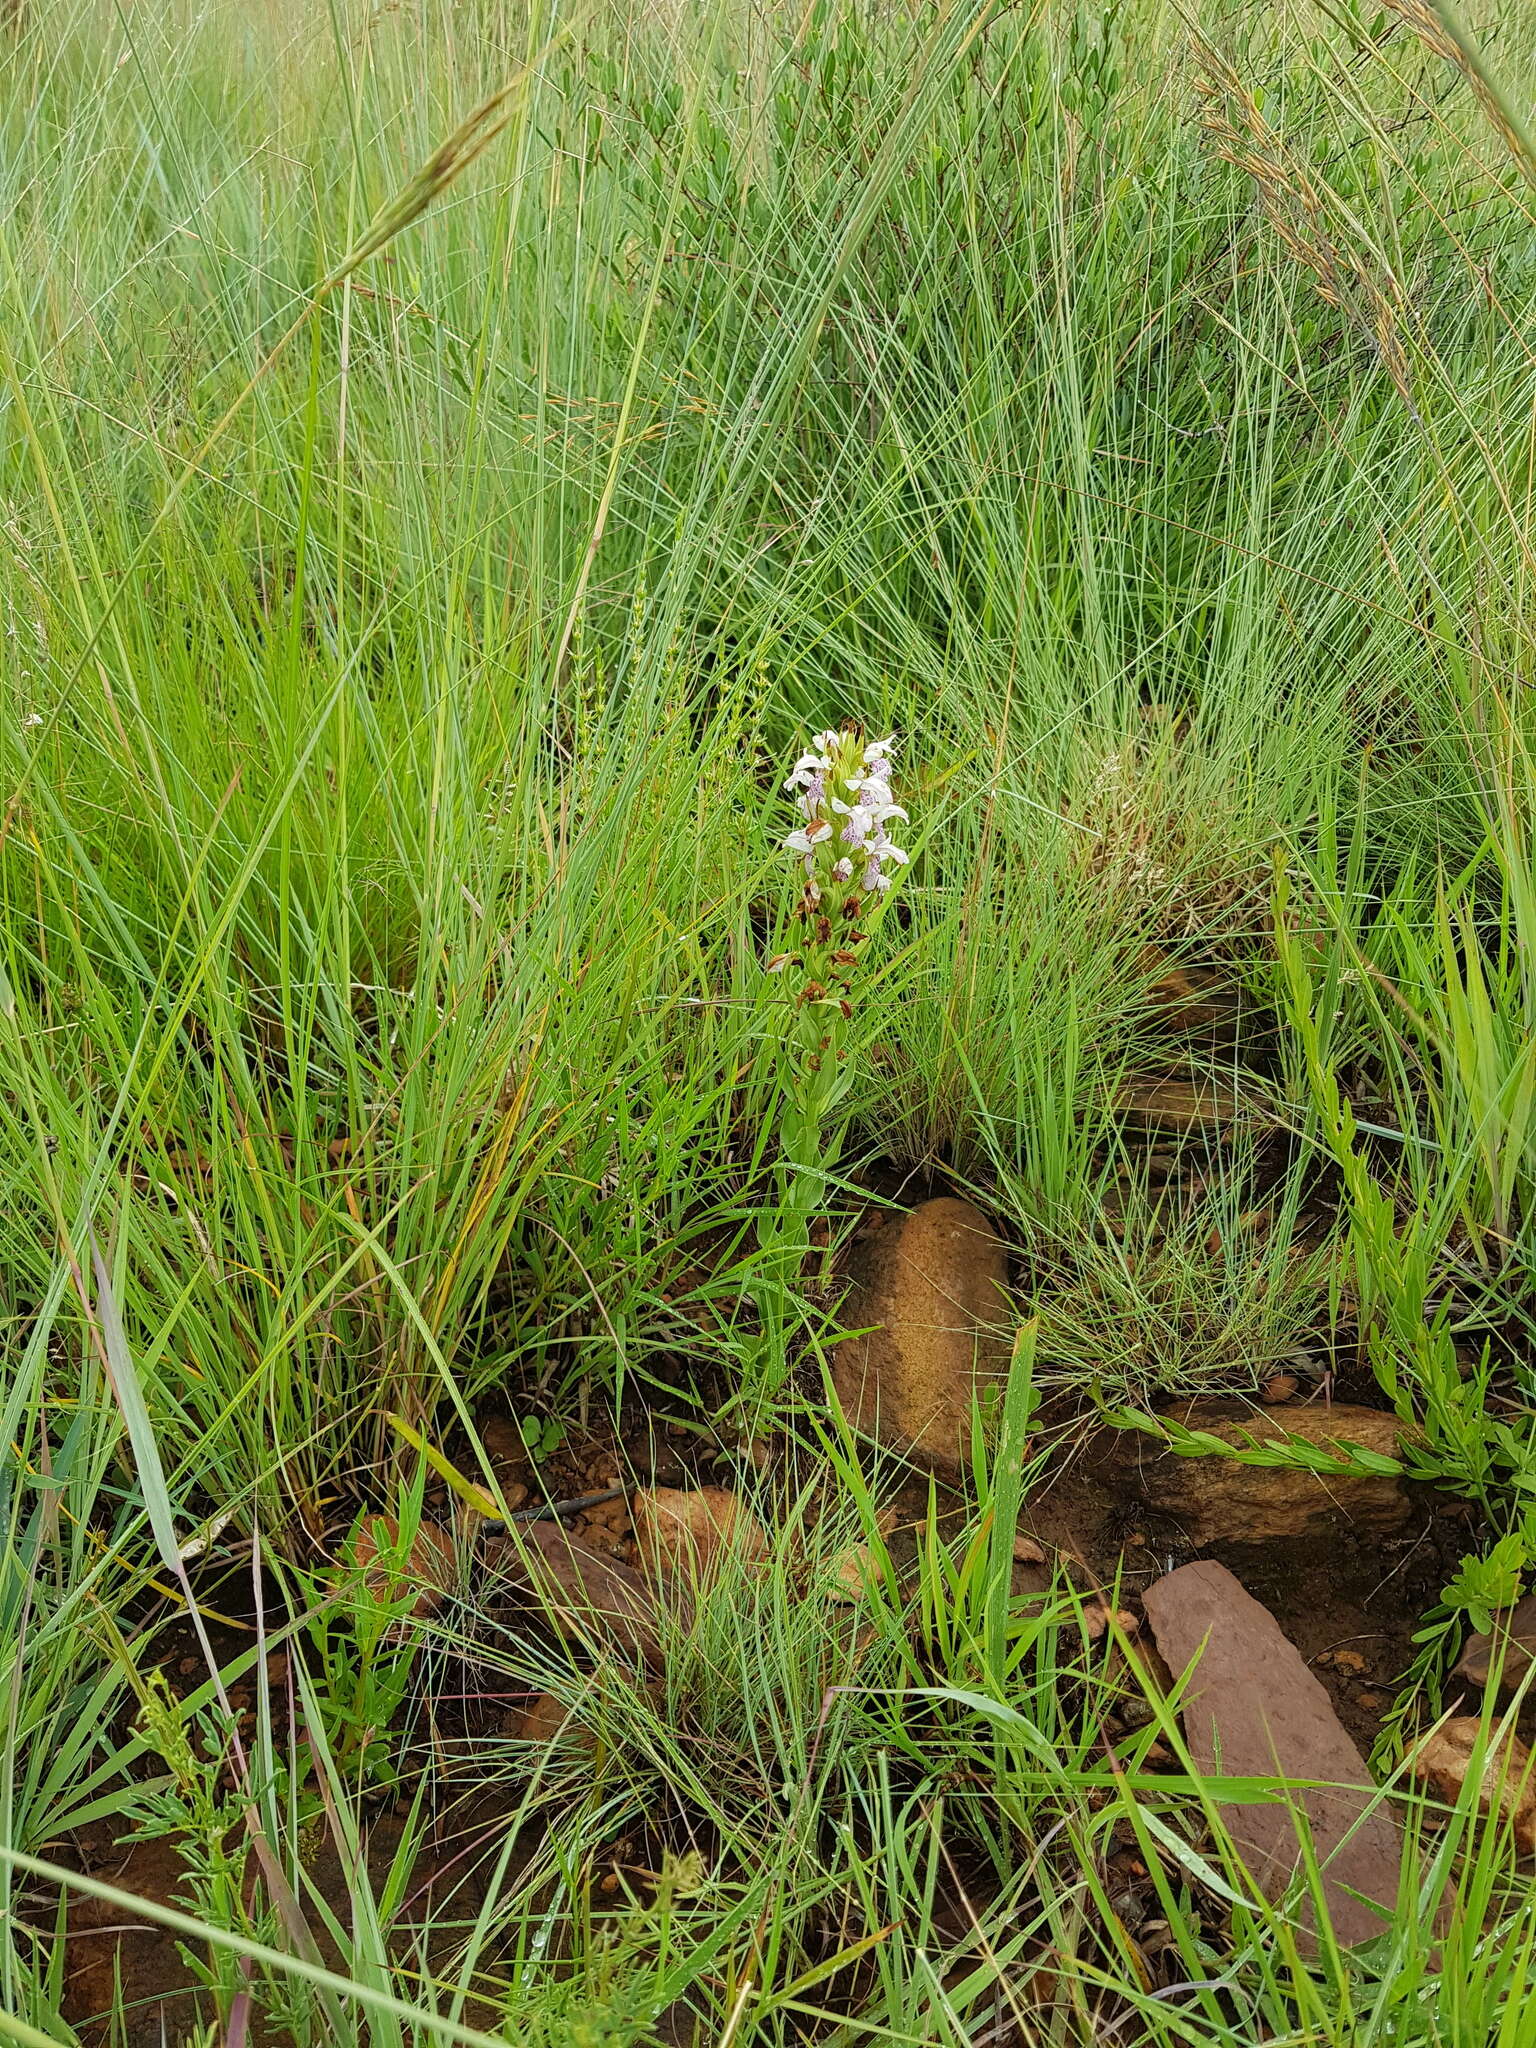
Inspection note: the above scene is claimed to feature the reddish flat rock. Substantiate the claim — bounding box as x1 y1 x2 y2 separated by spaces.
632 1485 768 1585
1142 1560 1401 1948
499 1522 673 1670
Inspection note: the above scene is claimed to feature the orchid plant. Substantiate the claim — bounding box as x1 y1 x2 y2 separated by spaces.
765 726 911 1269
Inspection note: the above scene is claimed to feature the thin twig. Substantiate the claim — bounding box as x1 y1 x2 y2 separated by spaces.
506 1484 629 1524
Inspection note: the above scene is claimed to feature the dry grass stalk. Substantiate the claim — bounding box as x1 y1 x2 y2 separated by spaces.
1379 0 1536 190
1192 38 1415 407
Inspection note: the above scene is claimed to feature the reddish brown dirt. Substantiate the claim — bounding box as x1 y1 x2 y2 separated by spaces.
57 1785 526 2047
44 1375 1484 2041
1020 1408 1479 1751
43 1407 710 2047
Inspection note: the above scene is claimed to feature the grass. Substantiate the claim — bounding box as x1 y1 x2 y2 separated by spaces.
7 0 1536 2036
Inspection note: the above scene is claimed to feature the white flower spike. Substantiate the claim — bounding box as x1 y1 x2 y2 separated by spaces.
771 726 911 1027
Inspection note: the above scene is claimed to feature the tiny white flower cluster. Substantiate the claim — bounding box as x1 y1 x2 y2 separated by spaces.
782 728 908 901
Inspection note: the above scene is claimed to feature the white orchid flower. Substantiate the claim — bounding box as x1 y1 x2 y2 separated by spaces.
783 822 833 852
775 727 908 930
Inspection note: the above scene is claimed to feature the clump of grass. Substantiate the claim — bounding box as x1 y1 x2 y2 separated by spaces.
1031 1154 1339 1404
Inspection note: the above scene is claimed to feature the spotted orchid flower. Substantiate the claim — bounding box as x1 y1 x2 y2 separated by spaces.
765 729 914 1249
773 725 911 969
782 820 834 853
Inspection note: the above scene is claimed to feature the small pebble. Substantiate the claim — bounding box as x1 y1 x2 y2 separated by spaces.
1261 1373 1299 1405
510 1691 577 1744
1082 1603 1138 1643
1012 1534 1046 1565
581 1496 630 1535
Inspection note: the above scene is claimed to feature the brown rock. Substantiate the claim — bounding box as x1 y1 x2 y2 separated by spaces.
1010 1557 1053 1607
828 1541 881 1604
582 1495 632 1535
825 1508 898 1605
1117 1400 1414 1545
632 1486 767 1585
1454 1596 1536 1694
1116 1074 1254 1132
351 1516 458 1617
510 1690 580 1744
1406 1718 1536 1853
499 1522 671 1670
1013 1534 1046 1564
1136 946 1227 1033
476 1414 533 1482
1142 1561 1402 1948
831 1197 1011 1469
1081 1601 1138 1645
831 1515 901 1605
